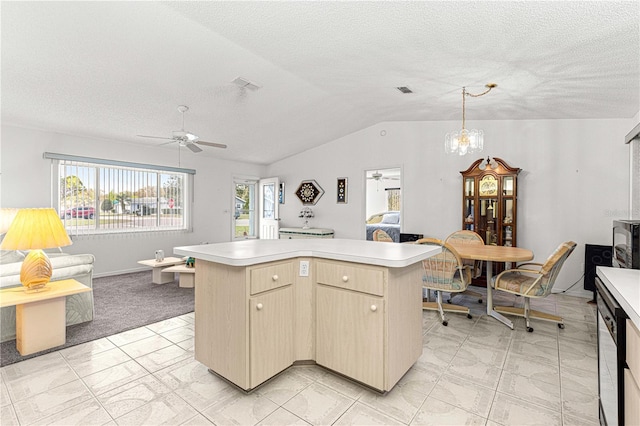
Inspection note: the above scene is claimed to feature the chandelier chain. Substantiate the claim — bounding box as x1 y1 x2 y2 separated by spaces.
461 84 496 131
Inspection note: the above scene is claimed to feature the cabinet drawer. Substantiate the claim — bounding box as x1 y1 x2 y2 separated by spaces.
316 260 385 296
250 262 293 295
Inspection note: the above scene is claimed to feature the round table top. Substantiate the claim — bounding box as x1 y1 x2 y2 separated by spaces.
447 243 534 262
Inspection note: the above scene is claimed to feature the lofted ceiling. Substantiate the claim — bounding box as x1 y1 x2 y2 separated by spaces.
1 1 639 165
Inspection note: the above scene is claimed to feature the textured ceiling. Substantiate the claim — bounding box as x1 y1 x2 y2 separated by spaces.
2 1 639 165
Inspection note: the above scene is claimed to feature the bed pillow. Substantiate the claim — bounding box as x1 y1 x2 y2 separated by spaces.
381 213 400 224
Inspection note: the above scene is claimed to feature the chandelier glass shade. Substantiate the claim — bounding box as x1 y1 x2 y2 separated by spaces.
445 84 496 156
445 128 484 156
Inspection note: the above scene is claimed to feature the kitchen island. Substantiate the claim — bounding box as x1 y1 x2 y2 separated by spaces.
175 239 440 392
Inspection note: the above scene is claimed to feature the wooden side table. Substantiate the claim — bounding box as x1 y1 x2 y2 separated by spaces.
0 279 91 355
137 257 185 284
162 264 195 288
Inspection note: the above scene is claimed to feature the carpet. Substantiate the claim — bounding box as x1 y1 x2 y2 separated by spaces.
0 271 194 367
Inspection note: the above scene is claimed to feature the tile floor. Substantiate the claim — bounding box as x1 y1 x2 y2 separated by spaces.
0 288 599 425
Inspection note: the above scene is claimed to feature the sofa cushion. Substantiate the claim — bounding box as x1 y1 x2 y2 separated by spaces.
0 253 95 288
0 250 24 265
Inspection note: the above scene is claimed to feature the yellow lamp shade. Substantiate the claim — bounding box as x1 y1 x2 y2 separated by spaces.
0 208 72 251
0 208 72 291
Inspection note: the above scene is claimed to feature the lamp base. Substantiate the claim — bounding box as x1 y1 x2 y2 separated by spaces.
20 249 53 291
24 284 51 294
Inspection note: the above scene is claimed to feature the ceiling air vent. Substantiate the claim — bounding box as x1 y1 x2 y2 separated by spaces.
396 86 413 94
232 76 261 91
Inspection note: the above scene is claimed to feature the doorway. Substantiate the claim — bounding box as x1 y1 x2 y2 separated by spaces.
365 168 402 241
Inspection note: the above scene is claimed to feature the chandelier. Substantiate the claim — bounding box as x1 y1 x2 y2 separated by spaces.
445 83 496 156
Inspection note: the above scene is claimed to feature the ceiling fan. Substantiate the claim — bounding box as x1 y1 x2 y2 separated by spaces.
367 171 400 181
137 105 227 153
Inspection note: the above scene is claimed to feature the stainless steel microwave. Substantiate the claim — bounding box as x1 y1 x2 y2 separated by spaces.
612 220 640 269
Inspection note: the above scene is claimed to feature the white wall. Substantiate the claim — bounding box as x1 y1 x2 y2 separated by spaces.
3 117 637 296
1 125 266 276
268 117 636 297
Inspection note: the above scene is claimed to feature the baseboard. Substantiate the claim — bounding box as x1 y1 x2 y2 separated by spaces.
93 267 149 279
552 287 593 300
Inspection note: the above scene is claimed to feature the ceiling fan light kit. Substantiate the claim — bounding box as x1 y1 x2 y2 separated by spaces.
445 83 496 156
137 105 227 153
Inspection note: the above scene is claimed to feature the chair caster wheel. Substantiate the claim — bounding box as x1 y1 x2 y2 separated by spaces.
558 323 565 329
527 327 534 333
467 314 472 319
442 321 448 326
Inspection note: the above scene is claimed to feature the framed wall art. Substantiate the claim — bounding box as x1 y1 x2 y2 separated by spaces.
337 178 347 204
279 182 285 204
295 179 324 205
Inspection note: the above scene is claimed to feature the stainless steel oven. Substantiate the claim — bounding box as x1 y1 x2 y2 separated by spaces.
596 276 628 426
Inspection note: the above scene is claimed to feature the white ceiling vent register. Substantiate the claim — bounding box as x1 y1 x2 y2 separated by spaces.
232 77 261 91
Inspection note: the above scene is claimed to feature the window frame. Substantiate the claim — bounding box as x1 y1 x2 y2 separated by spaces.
46 152 194 237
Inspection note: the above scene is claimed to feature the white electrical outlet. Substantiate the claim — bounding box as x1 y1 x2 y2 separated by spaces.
299 260 310 277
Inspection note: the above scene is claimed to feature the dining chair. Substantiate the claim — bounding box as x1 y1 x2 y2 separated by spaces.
493 241 577 332
415 238 473 326
445 230 484 303
372 229 394 242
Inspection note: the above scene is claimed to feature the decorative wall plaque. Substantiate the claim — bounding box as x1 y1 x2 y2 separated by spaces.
337 178 347 204
295 180 324 205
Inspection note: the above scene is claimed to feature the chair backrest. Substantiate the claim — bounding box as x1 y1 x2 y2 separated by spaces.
415 238 470 291
538 241 577 295
445 230 484 276
445 230 484 246
373 229 394 242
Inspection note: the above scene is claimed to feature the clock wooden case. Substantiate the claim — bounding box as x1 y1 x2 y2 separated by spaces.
460 157 521 247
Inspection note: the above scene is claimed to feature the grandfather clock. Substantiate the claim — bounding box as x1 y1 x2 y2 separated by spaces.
460 157 521 247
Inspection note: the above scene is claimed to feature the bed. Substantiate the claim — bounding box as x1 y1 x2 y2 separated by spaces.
366 211 401 242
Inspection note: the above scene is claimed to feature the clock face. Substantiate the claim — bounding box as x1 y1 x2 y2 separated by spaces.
479 175 498 196
295 180 324 205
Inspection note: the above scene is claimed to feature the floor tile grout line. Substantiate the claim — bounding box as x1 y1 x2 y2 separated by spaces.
1 296 597 426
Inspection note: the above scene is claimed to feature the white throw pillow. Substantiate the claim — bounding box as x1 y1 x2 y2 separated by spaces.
381 213 400 224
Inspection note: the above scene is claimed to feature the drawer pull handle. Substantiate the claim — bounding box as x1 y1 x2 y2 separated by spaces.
272 274 279 281
370 305 377 312
342 275 349 282
256 303 263 310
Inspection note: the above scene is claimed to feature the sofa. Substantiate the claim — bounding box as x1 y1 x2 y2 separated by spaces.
0 250 95 342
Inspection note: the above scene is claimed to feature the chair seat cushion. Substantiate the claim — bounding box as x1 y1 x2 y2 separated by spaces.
422 275 465 291
494 271 546 296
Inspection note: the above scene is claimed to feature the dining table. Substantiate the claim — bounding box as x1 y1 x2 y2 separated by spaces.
447 242 534 329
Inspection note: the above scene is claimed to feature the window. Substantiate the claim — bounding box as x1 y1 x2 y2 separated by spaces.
233 178 257 239
45 153 194 236
386 187 401 211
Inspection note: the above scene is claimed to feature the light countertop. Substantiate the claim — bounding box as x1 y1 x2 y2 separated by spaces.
597 266 640 329
174 238 441 268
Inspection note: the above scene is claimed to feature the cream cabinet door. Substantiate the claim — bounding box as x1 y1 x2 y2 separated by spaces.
316 285 384 390
249 285 294 388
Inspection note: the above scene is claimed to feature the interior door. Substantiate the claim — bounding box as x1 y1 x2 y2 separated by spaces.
259 177 280 239
365 167 402 241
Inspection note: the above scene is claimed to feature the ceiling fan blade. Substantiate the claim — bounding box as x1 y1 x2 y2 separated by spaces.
195 140 227 149
185 142 203 153
137 134 174 140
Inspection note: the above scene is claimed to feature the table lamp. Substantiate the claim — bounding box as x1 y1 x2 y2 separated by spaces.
0 208 72 292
